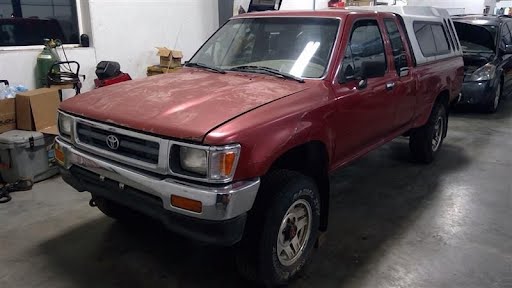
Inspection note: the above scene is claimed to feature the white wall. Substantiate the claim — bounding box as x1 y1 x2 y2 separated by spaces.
89 0 219 80
0 0 219 92
484 0 496 12
408 0 485 14
280 0 330 10
0 48 97 94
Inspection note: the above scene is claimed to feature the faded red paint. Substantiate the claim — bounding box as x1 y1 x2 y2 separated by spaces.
59 9 464 182
60 68 308 141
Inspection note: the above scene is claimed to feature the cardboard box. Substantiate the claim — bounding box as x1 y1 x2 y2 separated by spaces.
345 0 374 6
156 47 183 68
147 65 181 76
16 88 60 135
0 98 16 133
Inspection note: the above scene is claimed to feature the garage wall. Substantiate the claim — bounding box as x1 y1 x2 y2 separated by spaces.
280 0 330 10
88 0 219 80
408 0 486 14
0 0 219 92
0 47 97 93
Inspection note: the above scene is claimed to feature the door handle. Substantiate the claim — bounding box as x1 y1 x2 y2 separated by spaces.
386 82 395 90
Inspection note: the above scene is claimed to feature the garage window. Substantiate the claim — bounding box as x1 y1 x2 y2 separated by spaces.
0 0 79 46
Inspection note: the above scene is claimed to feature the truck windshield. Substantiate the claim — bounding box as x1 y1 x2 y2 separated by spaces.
189 17 340 79
454 22 497 54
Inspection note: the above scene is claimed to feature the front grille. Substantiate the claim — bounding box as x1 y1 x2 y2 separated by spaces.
76 122 160 164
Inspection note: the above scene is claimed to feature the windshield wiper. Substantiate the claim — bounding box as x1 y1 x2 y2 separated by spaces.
228 65 305 83
185 62 226 74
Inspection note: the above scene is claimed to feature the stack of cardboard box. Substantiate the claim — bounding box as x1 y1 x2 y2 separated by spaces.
345 0 374 6
147 47 183 76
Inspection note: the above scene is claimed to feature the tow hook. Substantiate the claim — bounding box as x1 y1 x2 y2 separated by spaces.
89 198 97 207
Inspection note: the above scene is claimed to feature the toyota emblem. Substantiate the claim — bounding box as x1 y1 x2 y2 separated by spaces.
106 135 120 150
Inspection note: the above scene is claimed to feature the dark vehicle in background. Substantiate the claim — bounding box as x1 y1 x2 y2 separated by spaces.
0 18 66 46
453 15 512 112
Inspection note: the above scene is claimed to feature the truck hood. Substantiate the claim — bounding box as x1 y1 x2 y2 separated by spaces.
60 68 308 141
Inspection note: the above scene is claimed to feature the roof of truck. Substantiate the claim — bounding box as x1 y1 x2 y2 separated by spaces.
233 9 389 19
348 5 451 18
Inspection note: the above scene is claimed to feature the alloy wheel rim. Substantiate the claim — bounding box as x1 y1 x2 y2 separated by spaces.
276 199 312 266
432 116 444 152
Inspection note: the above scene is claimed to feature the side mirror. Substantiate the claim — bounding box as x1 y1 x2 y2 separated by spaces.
503 44 512 54
338 61 385 88
338 64 355 83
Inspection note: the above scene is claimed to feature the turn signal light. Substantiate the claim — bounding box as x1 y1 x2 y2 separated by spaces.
220 152 236 176
171 195 202 213
55 143 65 164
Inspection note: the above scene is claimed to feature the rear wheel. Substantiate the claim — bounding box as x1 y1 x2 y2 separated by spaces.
409 102 447 163
236 170 320 287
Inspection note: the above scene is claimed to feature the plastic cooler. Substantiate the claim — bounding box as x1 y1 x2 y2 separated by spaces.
0 130 59 183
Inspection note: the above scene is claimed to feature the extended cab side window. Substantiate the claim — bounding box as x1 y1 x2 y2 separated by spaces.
341 19 387 81
414 22 450 57
384 19 409 75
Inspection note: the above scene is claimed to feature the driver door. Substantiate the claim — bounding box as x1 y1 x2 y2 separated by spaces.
331 16 397 162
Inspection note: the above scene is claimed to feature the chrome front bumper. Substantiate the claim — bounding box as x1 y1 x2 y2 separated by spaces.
55 137 260 221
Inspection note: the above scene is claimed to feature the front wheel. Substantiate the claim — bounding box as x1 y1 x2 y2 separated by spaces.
484 83 502 113
236 170 320 287
409 102 447 163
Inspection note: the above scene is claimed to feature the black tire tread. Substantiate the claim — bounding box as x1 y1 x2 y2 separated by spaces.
236 169 319 287
409 102 446 163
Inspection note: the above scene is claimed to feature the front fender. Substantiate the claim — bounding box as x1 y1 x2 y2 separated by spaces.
203 87 335 181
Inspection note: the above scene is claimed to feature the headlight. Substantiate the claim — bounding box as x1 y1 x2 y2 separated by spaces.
179 147 207 176
470 63 496 81
58 112 73 137
171 144 241 182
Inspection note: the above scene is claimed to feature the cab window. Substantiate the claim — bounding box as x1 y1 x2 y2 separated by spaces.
384 19 409 75
341 19 387 81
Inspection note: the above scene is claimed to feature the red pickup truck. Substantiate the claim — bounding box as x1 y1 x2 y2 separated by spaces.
55 8 463 286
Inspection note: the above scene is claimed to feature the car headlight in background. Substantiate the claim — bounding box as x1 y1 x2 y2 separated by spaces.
58 112 73 137
172 144 241 182
470 63 496 81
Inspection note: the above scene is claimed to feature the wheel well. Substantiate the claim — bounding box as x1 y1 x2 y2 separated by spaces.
437 90 450 109
269 141 330 231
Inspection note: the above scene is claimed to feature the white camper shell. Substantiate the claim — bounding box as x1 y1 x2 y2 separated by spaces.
348 6 463 65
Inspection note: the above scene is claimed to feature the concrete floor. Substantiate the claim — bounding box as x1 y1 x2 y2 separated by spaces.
1 103 512 288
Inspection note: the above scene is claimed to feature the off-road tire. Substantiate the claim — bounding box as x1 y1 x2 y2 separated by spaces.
409 102 447 163
236 170 321 287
